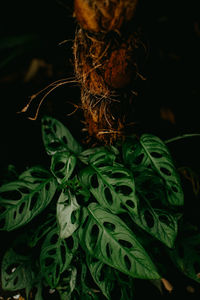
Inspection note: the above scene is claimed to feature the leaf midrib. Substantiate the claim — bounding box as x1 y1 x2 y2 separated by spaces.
1 177 54 230
87 205 159 277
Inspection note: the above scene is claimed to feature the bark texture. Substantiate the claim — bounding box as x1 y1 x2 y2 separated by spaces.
73 0 145 144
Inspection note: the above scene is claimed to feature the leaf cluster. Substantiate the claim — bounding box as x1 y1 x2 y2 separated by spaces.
0 116 198 299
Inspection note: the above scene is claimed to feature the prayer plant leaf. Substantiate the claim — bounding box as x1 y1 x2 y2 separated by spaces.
86 255 134 300
79 164 138 215
1 248 34 291
123 134 184 206
51 151 77 185
57 189 80 239
41 116 82 156
78 203 160 280
169 233 200 283
40 227 78 288
0 166 57 231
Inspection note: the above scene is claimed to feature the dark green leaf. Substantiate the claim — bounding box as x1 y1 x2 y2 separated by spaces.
57 266 77 300
57 190 80 239
79 164 138 215
78 147 105 165
132 203 178 248
1 248 33 291
79 203 160 279
42 116 82 155
79 263 101 300
86 256 114 299
40 227 78 288
169 233 200 283
28 214 55 248
78 147 117 166
133 166 168 207
87 255 134 300
0 167 57 231
51 151 77 184
123 134 184 206
113 270 135 300
28 282 43 300
130 168 178 247
19 166 51 183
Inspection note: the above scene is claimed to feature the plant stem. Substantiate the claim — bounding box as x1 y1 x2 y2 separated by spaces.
165 134 200 144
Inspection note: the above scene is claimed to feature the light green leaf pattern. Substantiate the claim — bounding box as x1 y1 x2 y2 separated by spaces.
79 203 160 280
42 116 82 155
123 134 184 206
51 151 77 185
79 164 138 215
0 167 57 231
57 190 80 239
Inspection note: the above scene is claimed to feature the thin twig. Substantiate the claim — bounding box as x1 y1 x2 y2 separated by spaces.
97 129 122 135
27 82 71 120
66 105 79 116
17 77 78 119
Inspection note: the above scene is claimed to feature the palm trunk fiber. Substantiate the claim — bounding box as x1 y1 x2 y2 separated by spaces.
73 0 146 144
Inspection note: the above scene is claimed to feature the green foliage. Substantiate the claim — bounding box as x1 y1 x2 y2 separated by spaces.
168 225 200 283
1 247 34 291
1 233 45 299
79 164 138 215
51 151 77 185
41 116 82 156
86 256 135 300
78 203 160 279
1 116 198 300
57 266 77 300
0 166 57 231
57 190 80 239
40 226 78 288
123 134 184 206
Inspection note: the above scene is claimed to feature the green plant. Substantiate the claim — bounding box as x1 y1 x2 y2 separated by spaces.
0 116 199 299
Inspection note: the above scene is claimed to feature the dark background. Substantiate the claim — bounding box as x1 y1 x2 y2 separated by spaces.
0 0 200 299
0 0 200 169
0 0 78 172
0 0 200 172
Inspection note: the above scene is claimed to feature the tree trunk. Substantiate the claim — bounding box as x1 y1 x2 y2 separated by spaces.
73 0 145 144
